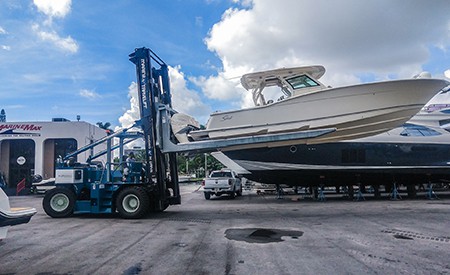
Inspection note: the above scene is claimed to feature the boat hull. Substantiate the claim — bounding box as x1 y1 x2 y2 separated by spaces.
191 79 449 145
0 188 37 239
222 140 450 187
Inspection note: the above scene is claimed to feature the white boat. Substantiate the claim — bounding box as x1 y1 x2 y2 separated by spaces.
189 66 449 145
408 103 450 129
0 188 36 239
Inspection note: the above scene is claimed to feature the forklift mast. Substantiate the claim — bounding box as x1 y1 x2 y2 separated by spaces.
129 47 180 205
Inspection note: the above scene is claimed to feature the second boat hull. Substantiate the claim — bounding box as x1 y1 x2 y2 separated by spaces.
222 139 450 187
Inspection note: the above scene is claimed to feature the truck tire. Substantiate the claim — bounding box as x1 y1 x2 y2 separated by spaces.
229 190 235 199
43 187 76 218
236 186 243 196
204 192 211 200
116 186 150 219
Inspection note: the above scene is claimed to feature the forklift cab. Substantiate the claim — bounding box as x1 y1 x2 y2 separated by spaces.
122 161 143 183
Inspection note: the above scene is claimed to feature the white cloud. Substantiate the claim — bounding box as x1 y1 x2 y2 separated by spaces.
32 24 79 53
117 66 212 130
115 83 146 153
191 57 254 106
32 0 78 54
79 89 100 100
198 0 450 108
5 105 25 110
118 82 141 129
191 74 241 101
231 0 253 6
169 66 212 123
0 27 10 51
33 0 71 18
445 69 450 79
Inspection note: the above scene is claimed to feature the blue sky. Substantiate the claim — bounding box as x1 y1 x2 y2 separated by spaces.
1 0 449 128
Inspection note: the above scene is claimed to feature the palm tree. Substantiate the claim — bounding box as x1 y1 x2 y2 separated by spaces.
0 109 5 122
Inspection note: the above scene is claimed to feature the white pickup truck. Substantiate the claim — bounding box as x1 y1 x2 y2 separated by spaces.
202 169 242 200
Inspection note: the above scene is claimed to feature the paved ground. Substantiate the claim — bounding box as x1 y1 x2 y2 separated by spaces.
1 184 450 275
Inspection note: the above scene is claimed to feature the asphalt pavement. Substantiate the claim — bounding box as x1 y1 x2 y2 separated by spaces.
1 184 449 274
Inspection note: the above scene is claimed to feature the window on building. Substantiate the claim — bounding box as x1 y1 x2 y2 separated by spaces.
8 139 35 188
43 138 77 179
54 139 77 161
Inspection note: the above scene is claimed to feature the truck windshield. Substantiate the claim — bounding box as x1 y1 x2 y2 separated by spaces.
210 172 232 177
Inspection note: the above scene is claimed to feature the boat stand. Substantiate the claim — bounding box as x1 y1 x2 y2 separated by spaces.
341 185 349 198
317 185 326 202
390 182 402 200
347 185 355 200
426 183 438 200
302 187 312 199
276 184 284 199
354 183 365 201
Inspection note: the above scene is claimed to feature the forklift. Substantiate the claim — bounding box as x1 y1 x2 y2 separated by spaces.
42 47 335 219
43 48 181 218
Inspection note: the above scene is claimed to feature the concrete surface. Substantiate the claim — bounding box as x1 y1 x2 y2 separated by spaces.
1 184 449 274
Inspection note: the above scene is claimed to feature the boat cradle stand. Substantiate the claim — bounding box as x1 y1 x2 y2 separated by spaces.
317 185 326 202
390 182 402 200
426 182 438 200
354 183 365 201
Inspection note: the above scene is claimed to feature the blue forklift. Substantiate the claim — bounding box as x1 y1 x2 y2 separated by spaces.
42 47 335 219
43 48 182 218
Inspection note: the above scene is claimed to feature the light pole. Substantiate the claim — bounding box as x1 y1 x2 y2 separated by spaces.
204 153 208 177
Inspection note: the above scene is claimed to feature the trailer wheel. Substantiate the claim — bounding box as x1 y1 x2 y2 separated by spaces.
43 187 76 218
116 187 150 219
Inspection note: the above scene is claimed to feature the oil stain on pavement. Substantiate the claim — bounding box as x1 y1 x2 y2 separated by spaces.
225 228 303 243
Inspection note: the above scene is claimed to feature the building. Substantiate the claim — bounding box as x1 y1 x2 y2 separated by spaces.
0 119 107 194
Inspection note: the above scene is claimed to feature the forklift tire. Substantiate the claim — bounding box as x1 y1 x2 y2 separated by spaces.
159 189 171 212
116 187 150 219
149 189 171 212
43 187 76 218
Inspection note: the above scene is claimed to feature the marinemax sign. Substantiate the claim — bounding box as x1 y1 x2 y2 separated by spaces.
0 124 42 137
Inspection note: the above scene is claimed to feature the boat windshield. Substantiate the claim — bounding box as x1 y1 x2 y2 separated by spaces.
400 124 441 137
286 75 320 90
